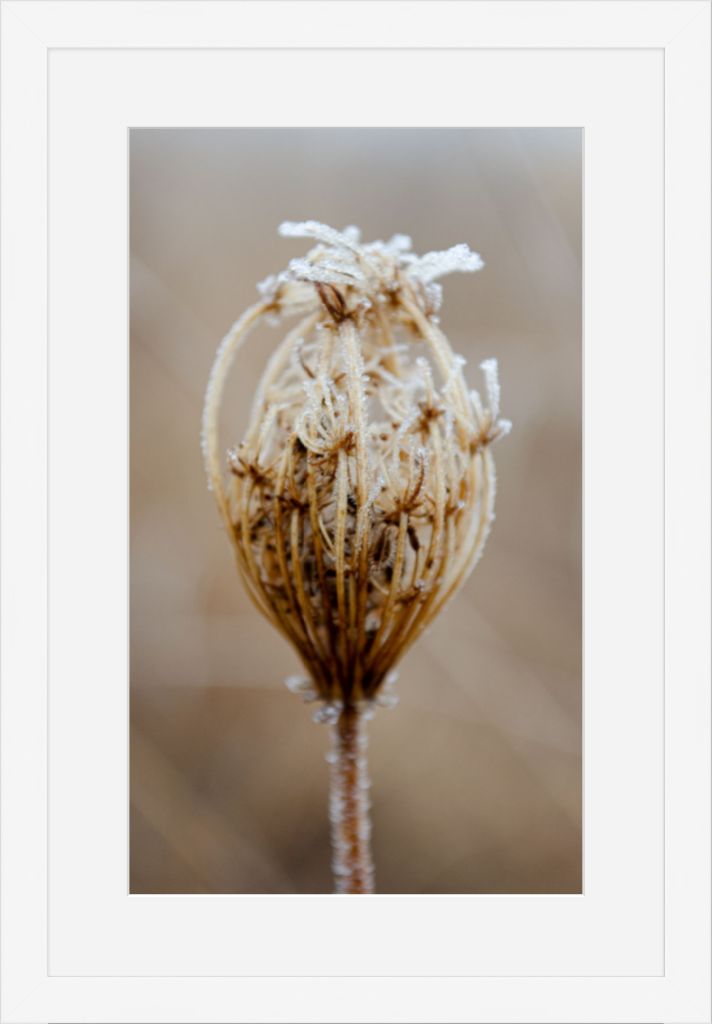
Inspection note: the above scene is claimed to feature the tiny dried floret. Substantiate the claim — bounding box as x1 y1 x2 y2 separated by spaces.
202 222 510 709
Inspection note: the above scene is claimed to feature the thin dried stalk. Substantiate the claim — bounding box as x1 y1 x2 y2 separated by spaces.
328 703 373 894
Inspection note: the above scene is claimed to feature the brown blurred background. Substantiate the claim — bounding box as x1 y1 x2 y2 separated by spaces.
130 128 581 894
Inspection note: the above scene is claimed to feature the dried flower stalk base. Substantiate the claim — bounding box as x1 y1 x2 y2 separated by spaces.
328 703 373 893
202 222 510 894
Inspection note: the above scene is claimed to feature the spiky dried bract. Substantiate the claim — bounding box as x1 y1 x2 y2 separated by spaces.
202 222 510 707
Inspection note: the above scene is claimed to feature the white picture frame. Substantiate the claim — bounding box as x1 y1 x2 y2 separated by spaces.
1 2 709 1022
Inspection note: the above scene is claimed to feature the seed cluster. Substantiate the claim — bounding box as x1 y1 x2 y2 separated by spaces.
203 222 511 711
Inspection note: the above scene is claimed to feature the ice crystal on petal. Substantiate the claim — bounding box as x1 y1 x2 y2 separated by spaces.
256 273 287 303
285 675 319 702
404 243 484 284
480 358 501 420
279 220 361 253
313 701 343 725
272 221 484 316
386 233 412 252
287 256 364 286
426 282 444 311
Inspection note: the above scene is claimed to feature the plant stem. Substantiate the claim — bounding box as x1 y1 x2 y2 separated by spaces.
329 703 374 894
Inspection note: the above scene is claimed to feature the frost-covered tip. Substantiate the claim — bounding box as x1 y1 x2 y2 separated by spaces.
273 219 484 314
404 243 484 284
468 359 511 443
279 220 361 251
287 256 365 287
480 358 501 420
285 675 319 703
256 274 281 301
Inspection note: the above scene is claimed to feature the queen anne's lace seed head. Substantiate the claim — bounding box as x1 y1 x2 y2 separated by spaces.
202 222 510 707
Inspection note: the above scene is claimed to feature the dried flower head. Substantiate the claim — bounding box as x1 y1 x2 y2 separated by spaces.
202 221 511 716
203 221 511 892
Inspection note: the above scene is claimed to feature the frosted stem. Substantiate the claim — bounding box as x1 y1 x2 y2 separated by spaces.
329 704 374 894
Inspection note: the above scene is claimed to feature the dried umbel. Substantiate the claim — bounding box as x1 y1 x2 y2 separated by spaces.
202 222 510 893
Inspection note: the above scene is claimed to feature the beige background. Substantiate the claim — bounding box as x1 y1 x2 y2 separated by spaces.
130 128 582 894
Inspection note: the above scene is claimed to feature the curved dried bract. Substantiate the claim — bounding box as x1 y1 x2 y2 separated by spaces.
202 222 511 709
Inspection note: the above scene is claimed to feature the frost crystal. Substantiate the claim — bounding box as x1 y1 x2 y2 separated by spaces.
313 702 343 725
279 220 362 254
403 243 484 284
480 358 501 420
269 219 483 317
285 675 319 703
256 274 282 302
